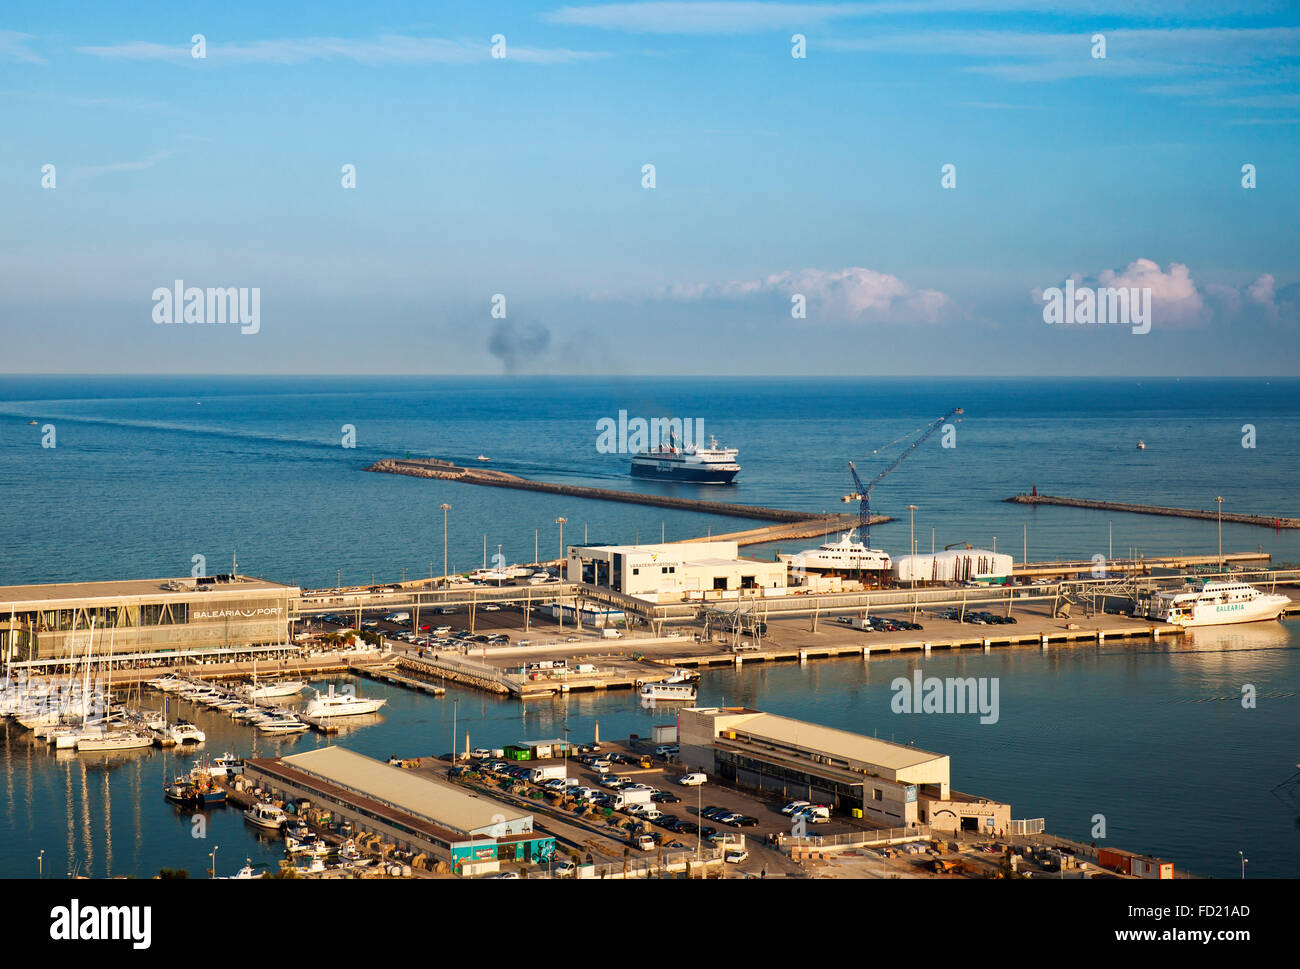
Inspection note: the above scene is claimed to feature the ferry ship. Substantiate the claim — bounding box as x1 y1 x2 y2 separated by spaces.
630 434 740 485
1136 579 1290 627
778 531 892 576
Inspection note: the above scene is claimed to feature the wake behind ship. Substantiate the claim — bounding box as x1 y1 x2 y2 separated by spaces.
629 434 740 484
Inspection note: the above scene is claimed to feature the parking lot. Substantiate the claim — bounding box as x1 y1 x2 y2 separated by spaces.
441 737 897 878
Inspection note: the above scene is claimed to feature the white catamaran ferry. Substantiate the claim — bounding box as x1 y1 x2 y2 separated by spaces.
1137 579 1290 627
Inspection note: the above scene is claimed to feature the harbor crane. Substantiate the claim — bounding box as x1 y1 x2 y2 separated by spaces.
844 406 963 546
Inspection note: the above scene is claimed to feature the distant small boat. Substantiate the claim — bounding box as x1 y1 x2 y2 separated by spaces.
27 420 38 425
476 454 491 462
1137 441 1146 450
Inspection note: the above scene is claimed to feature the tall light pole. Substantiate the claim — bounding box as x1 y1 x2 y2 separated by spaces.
555 517 567 567
1239 850 1248 879
1216 497 1225 570
440 504 451 583
452 698 459 764
210 845 219 879
37 850 43 879
907 505 918 590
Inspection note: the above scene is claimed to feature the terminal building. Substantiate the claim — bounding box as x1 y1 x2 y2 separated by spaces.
677 707 1010 834
0 574 300 671
566 542 787 603
244 746 556 874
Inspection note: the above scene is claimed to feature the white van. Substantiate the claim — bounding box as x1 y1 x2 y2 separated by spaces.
601 628 623 639
677 773 707 787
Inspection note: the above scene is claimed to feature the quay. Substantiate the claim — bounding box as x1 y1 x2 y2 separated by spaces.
366 457 890 529
1007 492 1300 529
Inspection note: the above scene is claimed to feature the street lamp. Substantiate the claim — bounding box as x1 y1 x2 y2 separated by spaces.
1216 497 1225 570
440 504 451 583
907 505 918 583
1239 850 1248 879
37 850 43 879
452 698 459 765
210 845 219 879
555 517 567 570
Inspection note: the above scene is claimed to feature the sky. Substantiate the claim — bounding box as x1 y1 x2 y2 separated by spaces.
2 1 1298 376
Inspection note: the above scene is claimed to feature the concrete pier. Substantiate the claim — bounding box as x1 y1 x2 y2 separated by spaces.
366 457 889 532
1007 492 1300 528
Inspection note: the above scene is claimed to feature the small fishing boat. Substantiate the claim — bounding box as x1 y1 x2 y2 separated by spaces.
243 801 288 830
1137 440 1146 450
163 774 226 808
476 454 491 462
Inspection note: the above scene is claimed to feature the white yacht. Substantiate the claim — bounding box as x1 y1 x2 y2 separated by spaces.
639 681 698 702
256 713 310 734
779 531 892 575
77 729 154 752
168 721 206 745
243 801 288 830
1137 579 1290 627
244 679 307 700
303 685 387 718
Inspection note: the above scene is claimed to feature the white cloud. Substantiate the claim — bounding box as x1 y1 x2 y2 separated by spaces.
1035 260 1300 329
77 35 607 65
545 2 1287 34
659 266 949 324
71 150 173 182
0 31 43 63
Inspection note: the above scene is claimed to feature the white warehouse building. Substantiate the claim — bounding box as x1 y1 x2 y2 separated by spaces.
566 542 788 603
892 549 1014 585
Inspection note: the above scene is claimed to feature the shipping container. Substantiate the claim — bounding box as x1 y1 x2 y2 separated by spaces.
1098 847 1134 875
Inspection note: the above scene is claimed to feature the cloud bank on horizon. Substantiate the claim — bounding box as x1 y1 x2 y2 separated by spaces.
1 1 1297 375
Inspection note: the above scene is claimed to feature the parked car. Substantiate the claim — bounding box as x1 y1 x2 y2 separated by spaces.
651 791 681 804
701 806 728 820
482 604 501 612
729 815 759 828
725 849 750 864
553 860 576 878
677 773 707 786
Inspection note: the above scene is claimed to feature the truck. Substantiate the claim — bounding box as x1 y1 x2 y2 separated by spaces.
529 765 568 784
612 788 654 811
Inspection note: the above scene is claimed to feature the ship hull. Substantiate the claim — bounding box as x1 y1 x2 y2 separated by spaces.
630 462 739 484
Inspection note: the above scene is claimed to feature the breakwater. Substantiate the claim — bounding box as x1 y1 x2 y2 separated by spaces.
1006 493 1300 529
368 458 838 524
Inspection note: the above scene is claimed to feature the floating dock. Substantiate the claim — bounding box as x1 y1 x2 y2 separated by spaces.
1006 493 1300 529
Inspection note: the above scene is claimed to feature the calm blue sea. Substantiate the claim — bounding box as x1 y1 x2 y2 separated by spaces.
0 376 1297 878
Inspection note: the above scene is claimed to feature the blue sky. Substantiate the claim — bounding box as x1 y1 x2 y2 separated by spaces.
2 1 1298 375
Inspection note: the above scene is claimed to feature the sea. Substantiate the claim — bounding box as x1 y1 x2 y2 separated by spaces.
0 376 1296 879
